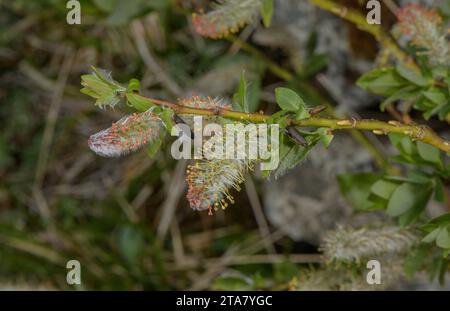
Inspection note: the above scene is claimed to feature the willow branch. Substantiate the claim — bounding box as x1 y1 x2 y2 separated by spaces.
133 94 450 153
227 35 388 168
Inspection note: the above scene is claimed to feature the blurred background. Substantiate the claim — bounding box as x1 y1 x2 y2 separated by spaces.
0 0 448 290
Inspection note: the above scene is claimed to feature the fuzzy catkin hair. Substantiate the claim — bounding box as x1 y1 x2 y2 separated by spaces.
186 158 250 214
180 95 257 214
88 108 164 157
395 4 449 66
321 226 418 264
192 0 263 39
296 257 405 291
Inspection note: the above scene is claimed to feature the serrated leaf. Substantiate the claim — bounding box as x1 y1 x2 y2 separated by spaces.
81 67 126 109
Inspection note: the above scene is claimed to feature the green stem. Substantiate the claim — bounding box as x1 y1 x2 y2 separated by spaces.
134 94 450 153
227 35 388 168
309 0 420 72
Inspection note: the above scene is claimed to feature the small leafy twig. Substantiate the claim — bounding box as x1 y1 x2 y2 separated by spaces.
227 35 389 168
132 94 450 153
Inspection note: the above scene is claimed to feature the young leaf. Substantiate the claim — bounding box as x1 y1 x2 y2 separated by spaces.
370 179 399 200
233 71 249 112
422 89 447 106
379 86 419 112
436 227 450 249
404 244 431 278
416 141 441 166
357 68 408 96
158 108 175 133
81 67 126 109
127 78 141 93
315 127 333 148
275 88 306 112
337 173 381 211
260 0 274 27
272 135 320 179
422 227 441 243
127 93 155 112
396 64 428 87
386 182 432 218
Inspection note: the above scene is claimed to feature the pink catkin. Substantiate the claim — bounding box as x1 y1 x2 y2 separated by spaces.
396 4 448 65
88 109 164 157
192 0 262 39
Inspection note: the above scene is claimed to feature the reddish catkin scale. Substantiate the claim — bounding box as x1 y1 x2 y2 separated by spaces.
88 109 164 157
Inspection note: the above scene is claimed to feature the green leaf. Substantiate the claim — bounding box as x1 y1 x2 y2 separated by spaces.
272 135 320 179
315 127 334 148
337 173 381 211
80 67 126 109
416 141 441 165
422 214 450 233
233 71 249 112
422 227 441 243
260 0 274 28
295 108 310 120
422 89 447 106
396 64 428 86
126 93 154 112
386 182 428 217
357 68 408 96
370 179 399 200
147 136 163 158
404 244 431 278
275 88 306 112
127 78 140 93
158 109 174 133
388 133 416 156
434 177 445 202
398 185 433 226
436 227 450 249
379 86 419 112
